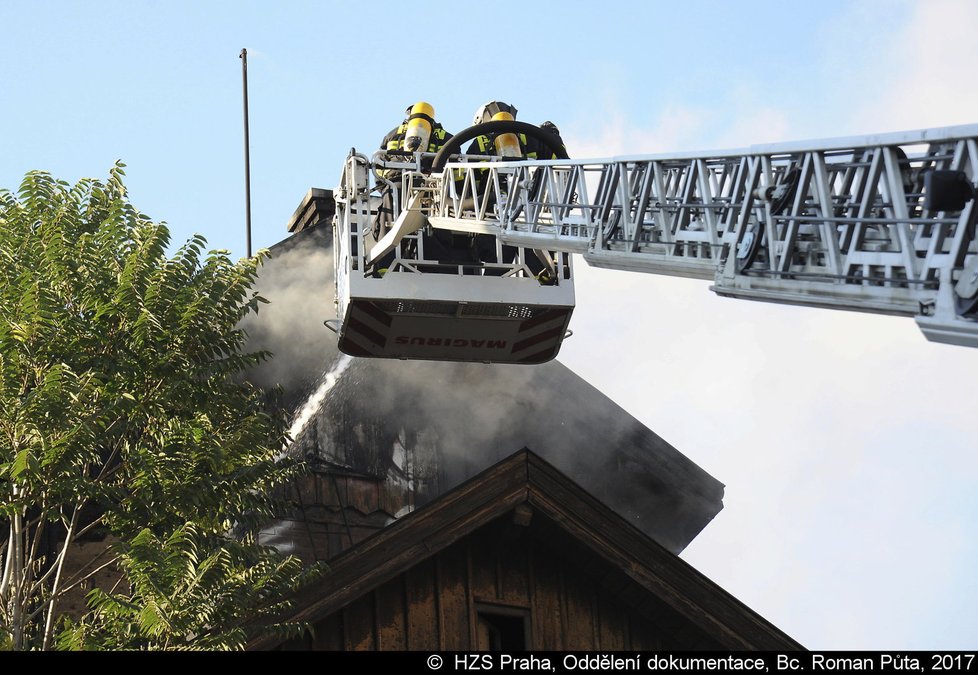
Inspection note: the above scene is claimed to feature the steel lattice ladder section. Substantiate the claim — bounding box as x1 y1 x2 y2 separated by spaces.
429 124 978 347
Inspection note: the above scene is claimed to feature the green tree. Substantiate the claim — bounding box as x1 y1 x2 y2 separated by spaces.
0 165 313 650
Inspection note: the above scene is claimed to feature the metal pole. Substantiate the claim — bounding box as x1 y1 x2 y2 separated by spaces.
240 48 252 257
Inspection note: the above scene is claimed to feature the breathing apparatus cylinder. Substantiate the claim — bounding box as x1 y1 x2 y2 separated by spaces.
403 102 435 152
490 111 522 158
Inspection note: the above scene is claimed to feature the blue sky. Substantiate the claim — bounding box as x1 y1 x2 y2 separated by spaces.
2 0 932 256
3 0 978 650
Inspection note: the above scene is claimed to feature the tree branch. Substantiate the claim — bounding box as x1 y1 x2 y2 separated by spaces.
41 496 84 650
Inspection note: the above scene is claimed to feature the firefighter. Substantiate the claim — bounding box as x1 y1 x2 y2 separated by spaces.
467 101 565 160
375 103 476 275
380 102 453 163
466 101 565 283
375 102 454 242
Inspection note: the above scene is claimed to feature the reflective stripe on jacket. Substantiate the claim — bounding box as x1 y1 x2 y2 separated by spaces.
382 123 451 153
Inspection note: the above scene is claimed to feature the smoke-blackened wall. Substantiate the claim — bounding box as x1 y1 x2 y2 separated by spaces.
246 219 725 555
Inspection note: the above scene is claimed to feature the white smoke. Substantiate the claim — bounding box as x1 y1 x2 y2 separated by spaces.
240 230 338 397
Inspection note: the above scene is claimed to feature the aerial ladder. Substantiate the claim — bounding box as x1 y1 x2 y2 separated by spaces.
329 119 978 363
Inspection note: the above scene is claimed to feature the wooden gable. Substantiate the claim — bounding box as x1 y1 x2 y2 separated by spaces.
252 450 800 651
